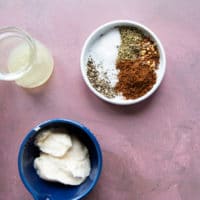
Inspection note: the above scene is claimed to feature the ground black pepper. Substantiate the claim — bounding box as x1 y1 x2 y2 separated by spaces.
87 58 116 98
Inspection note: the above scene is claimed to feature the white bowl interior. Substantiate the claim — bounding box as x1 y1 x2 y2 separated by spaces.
81 20 166 105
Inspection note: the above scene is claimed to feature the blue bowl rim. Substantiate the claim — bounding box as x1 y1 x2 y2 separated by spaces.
18 118 103 200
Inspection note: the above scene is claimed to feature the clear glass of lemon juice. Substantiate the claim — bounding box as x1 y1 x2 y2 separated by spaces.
0 27 54 88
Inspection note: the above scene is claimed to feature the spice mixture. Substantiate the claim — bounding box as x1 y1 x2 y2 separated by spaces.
115 27 160 99
86 26 160 100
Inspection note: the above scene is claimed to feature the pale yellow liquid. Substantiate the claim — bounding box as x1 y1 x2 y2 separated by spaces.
8 40 54 88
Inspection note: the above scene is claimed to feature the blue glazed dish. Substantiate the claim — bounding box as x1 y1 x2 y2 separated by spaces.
18 119 103 200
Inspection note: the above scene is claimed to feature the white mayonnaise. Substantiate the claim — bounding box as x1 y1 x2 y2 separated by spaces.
34 130 91 185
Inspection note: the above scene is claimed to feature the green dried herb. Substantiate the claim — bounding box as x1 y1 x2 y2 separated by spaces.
118 26 144 61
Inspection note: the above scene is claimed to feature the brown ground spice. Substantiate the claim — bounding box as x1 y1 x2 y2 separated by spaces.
115 59 157 99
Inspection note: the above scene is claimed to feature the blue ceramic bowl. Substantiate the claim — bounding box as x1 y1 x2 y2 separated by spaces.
18 119 103 200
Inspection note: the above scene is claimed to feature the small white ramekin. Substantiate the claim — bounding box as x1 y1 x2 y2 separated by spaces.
80 20 166 105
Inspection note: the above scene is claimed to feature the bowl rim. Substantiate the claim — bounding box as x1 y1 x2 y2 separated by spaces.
18 118 103 200
80 20 166 105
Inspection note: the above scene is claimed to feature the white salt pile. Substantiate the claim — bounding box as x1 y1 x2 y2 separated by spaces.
87 28 121 87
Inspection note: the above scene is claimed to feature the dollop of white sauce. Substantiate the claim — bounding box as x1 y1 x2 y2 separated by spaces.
35 130 72 157
34 130 91 185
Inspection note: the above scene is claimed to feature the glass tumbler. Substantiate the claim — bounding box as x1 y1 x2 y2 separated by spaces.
0 27 54 88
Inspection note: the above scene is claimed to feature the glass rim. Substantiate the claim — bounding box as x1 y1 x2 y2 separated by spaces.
0 26 36 81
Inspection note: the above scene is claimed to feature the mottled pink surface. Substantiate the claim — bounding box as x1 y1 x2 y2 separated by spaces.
0 0 200 200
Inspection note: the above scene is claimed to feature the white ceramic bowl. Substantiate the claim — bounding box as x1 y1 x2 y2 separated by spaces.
80 20 166 105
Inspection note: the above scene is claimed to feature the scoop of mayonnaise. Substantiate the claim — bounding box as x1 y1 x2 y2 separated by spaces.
34 130 91 185
35 130 72 157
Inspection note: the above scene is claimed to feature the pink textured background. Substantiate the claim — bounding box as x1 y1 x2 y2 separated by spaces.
0 0 200 200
